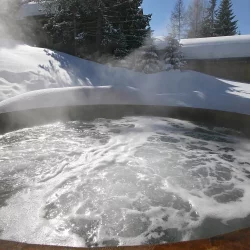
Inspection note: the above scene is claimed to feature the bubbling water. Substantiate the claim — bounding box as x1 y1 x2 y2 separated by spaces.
0 117 250 247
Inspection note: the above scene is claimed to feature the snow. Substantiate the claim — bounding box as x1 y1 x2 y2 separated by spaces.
154 35 250 59
1 40 250 115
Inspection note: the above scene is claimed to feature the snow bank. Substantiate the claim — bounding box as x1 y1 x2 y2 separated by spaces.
1 40 250 115
0 41 93 101
154 35 250 59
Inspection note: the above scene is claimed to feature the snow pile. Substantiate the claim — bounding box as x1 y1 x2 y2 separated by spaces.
0 40 93 101
1 40 250 115
154 35 250 59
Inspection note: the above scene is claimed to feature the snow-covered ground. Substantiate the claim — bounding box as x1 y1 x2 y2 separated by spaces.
154 35 250 59
0 40 250 115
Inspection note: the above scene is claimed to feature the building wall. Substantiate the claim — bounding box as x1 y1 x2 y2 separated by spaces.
184 58 250 83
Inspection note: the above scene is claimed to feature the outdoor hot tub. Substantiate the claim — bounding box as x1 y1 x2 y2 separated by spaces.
0 105 250 249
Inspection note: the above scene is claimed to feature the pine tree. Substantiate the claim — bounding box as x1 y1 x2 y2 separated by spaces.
134 46 162 74
102 0 151 56
40 0 151 58
116 0 151 52
163 35 185 71
214 0 238 36
41 0 91 55
134 36 162 74
113 34 129 58
201 0 217 37
170 0 186 40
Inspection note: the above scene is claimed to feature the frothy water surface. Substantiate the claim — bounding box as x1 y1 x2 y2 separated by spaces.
0 117 250 247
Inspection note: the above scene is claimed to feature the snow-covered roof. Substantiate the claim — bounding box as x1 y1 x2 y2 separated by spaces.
17 1 45 20
182 35 250 60
154 35 250 60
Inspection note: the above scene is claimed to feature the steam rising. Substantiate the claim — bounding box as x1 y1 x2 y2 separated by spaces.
0 0 20 41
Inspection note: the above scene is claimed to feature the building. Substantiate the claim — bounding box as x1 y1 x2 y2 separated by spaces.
155 35 250 83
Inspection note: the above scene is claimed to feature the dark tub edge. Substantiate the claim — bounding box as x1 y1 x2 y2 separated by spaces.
0 105 250 137
0 227 250 249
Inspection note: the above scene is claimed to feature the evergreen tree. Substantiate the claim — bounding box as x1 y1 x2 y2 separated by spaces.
163 35 185 71
134 36 162 74
40 0 151 57
201 0 217 37
113 33 129 58
134 46 162 74
115 0 151 52
214 0 238 36
101 0 151 57
41 0 115 55
170 0 186 40
41 0 89 54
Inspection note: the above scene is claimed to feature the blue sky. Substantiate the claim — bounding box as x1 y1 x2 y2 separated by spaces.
142 0 250 36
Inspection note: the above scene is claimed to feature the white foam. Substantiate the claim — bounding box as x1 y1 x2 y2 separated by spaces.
0 117 250 246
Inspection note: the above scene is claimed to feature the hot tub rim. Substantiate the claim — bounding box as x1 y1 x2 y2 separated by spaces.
0 105 249 137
